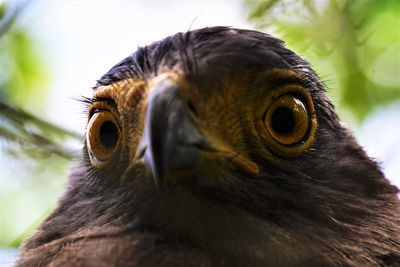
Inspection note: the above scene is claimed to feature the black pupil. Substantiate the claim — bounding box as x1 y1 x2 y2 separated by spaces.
271 107 295 135
99 121 119 150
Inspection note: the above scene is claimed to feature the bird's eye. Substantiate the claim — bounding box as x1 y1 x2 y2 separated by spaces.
261 88 316 156
86 110 121 165
264 95 308 145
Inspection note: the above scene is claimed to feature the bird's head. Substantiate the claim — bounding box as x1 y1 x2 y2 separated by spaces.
27 27 400 262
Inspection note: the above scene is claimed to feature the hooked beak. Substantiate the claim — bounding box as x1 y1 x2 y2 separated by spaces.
136 78 212 190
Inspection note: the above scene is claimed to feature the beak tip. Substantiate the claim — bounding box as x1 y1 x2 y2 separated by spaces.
142 149 166 191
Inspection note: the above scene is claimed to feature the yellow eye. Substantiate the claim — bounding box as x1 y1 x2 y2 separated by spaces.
86 110 121 165
262 88 316 156
265 95 308 145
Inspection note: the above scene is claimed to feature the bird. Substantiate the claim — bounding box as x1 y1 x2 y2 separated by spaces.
17 26 400 267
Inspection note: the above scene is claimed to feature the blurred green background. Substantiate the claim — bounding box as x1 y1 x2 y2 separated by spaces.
0 0 399 264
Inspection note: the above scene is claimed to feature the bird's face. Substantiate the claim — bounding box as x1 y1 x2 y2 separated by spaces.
20 28 399 267
82 66 323 250
79 28 398 235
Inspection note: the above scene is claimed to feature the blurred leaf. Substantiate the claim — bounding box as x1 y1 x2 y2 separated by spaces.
0 100 80 160
0 1 48 111
247 0 279 21
0 1 80 159
0 29 49 110
0 1 19 37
